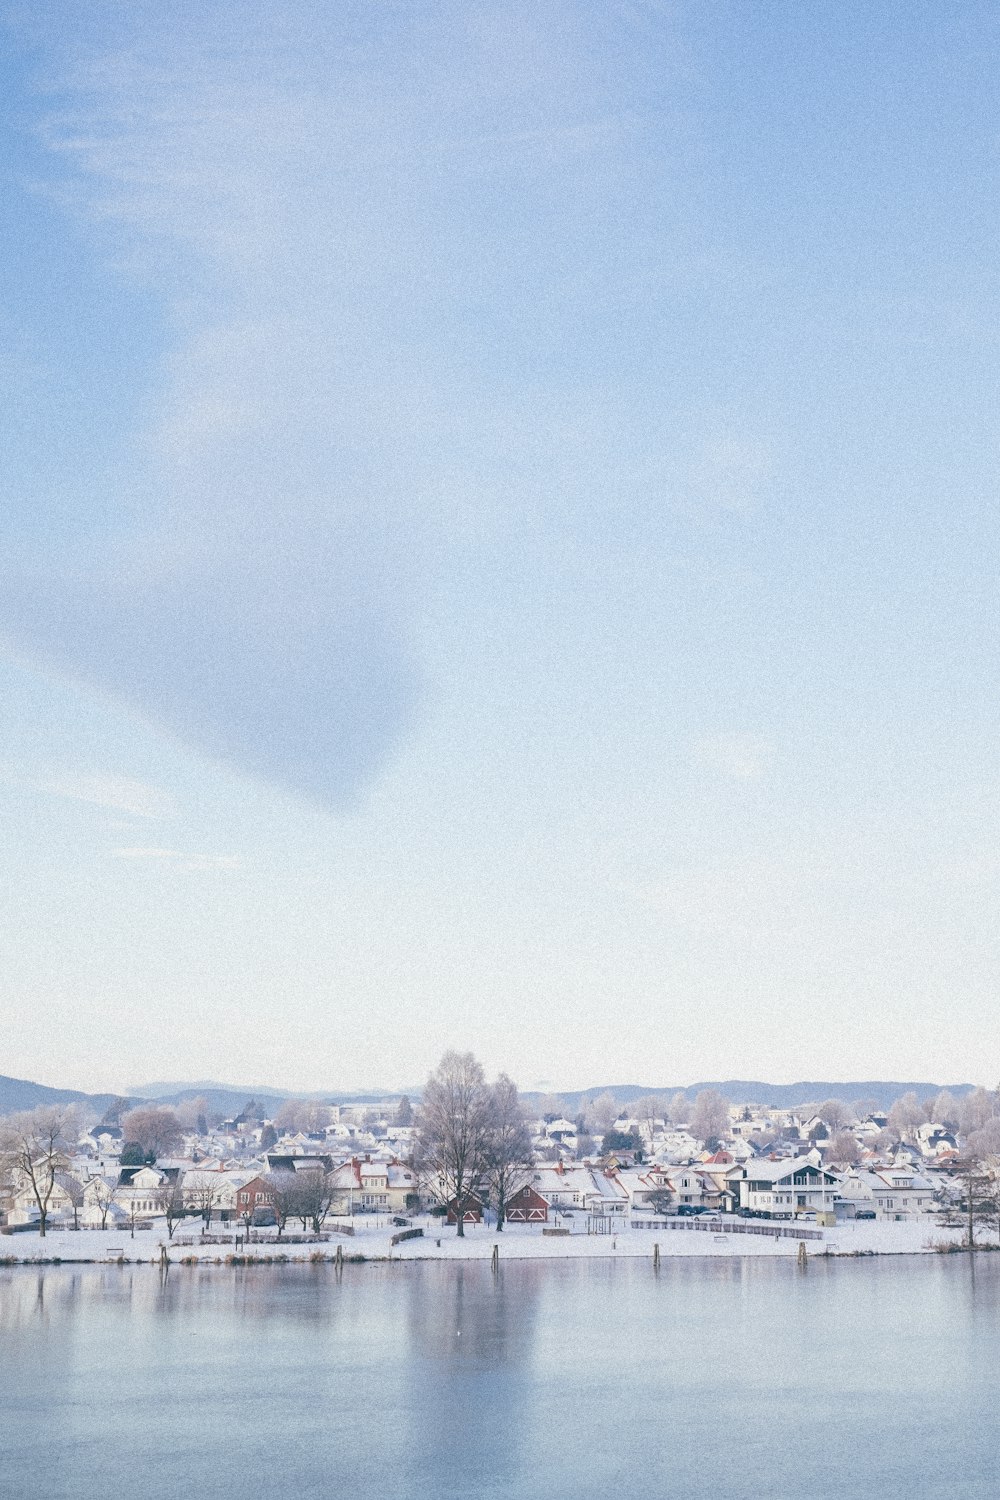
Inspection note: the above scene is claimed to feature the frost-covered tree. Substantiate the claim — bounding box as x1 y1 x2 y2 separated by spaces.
689 1090 730 1147
958 1087 996 1138
828 1131 861 1166
483 1074 534 1231
585 1092 619 1135
416 1051 492 1238
90 1175 120 1230
633 1095 666 1152
0 1106 77 1237
120 1106 183 1161
887 1092 925 1140
818 1099 852 1131
668 1091 691 1126
930 1090 959 1129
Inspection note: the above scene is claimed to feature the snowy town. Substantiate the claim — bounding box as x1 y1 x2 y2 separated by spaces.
3 1066 999 1264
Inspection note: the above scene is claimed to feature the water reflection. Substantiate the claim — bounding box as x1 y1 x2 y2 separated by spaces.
1 1257 999 1500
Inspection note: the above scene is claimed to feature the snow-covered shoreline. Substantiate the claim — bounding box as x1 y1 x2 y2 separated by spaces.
1 1216 987 1266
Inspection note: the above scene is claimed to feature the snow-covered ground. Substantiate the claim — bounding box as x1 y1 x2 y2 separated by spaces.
1 1215 987 1264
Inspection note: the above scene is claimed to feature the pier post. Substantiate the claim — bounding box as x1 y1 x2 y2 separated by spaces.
797 1240 807 1267
491 1243 499 1272
653 1242 660 1269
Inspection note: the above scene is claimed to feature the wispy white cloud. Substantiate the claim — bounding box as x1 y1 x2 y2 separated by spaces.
112 846 240 871
112 846 182 859
29 770 176 819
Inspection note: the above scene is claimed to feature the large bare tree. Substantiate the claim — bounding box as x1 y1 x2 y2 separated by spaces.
292 1169 337 1235
266 1171 298 1238
185 1175 222 1232
417 1051 491 1237
0 1106 77 1237
89 1175 120 1230
157 1175 189 1238
483 1074 534 1231
633 1095 666 1153
56 1172 85 1231
120 1106 184 1161
888 1092 926 1140
689 1090 730 1147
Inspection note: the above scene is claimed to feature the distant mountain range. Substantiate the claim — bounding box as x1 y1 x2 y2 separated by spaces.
0 1072 979 1119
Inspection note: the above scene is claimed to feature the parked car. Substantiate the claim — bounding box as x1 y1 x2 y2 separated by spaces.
855 1209 876 1221
675 1204 707 1217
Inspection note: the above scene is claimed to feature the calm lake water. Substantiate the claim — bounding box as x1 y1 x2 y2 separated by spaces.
1 1255 998 1499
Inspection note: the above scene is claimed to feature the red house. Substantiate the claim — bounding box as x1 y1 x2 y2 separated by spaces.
446 1193 484 1224
235 1176 276 1225
504 1184 549 1224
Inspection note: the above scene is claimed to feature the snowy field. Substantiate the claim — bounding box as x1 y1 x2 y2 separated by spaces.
1 1216 987 1265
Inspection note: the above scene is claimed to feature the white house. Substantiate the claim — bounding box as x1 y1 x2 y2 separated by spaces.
739 1159 838 1218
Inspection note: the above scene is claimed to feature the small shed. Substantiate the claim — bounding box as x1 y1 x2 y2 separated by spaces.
504 1184 550 1224
446 1194 484 1224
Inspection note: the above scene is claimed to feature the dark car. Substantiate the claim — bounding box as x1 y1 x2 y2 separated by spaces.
855 1209 876 1220
675 1204 707 1217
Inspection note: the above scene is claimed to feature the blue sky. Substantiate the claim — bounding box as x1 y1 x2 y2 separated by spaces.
2 2 998 1094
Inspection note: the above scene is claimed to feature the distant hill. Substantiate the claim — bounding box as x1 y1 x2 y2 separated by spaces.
1 1072 979 1119
0 1074 134 1118
522 1080 978 1112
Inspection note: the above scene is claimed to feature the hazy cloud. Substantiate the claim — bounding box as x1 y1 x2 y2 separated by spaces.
28 769 176 819
1 2 727 803
112 846 240 871
695 732 774 781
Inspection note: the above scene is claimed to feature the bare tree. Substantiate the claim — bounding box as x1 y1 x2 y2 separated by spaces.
818 1099 852 1131
930 1090 960 1129
633 1095 666 1153
851 1098 880 1121
416 1051 491 1238
57 1172 85 1230
483 1074 534 1231
689 1090 730 1147
958 1087 996 1138
266 1171 298 1238
956 1157 996 1250
90 1175 120 1230
966 1119 1000 1160
176 1096 212 1134
887 1092 925 1141
292 1170 337 1235
828 1131 861 1166
647 1187 674 1215
585 1092 619 1135
0 1107 77 1237
120 1106 183 1161
158 1176 188 1239
186 1176 221 1232
274 1099 306 1134
668 1091 691 1126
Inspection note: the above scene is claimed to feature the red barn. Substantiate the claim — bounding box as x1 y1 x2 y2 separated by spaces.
504 1185 549 1224
446 1193 484 1224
